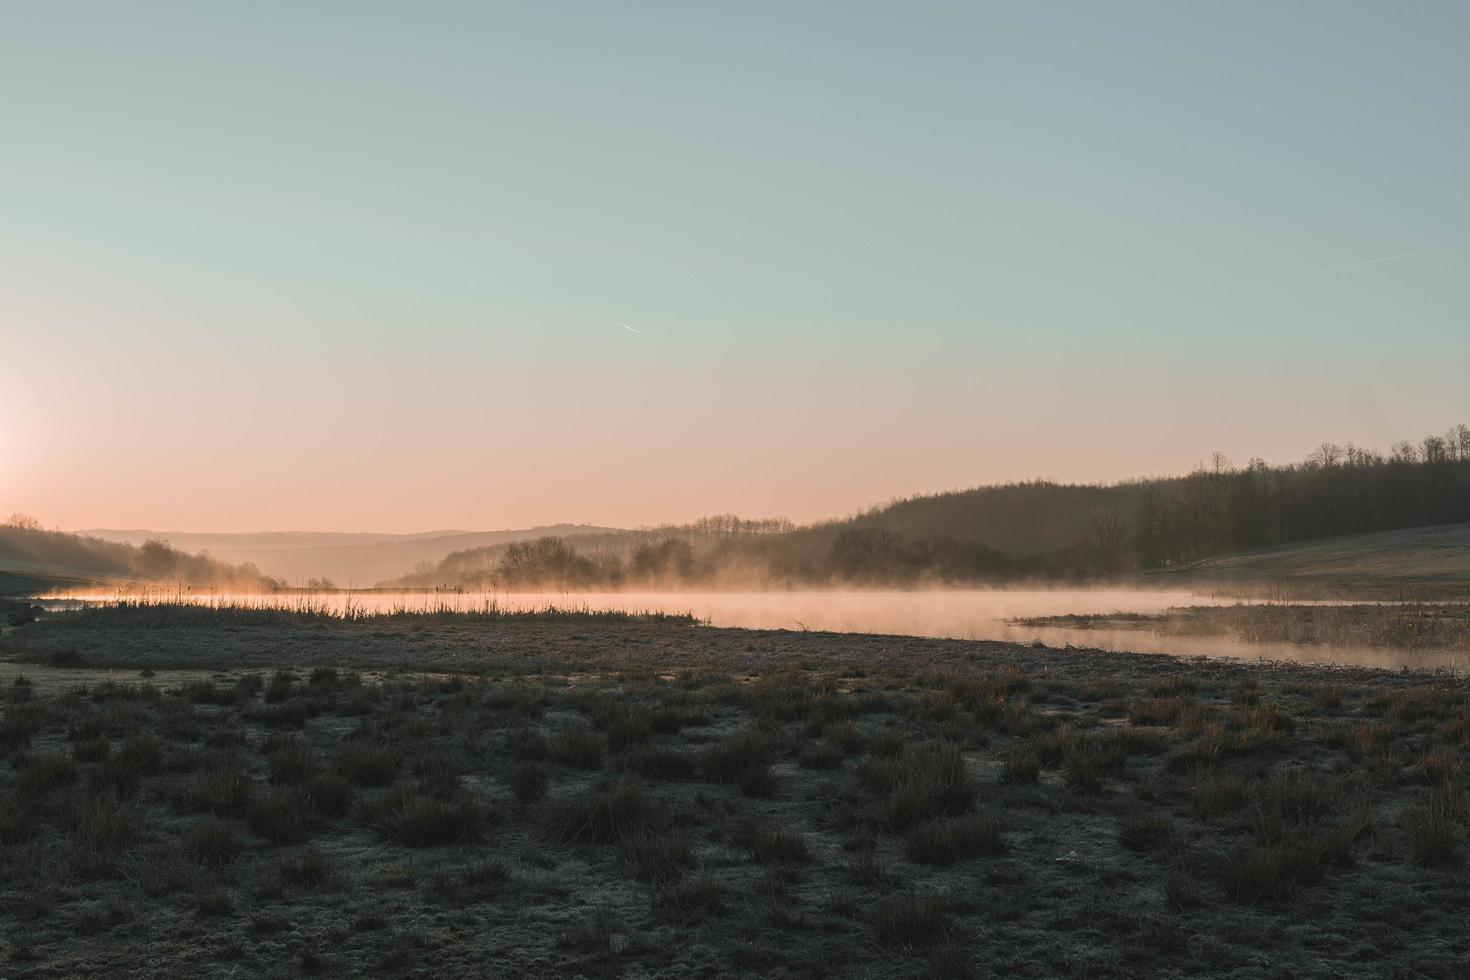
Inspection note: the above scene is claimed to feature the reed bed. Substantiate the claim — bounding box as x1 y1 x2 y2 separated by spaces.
54 596 701 628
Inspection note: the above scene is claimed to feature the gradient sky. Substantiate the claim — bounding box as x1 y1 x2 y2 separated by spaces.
4 2 1467 532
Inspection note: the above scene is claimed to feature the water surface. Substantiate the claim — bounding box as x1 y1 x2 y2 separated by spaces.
40 587 1469 672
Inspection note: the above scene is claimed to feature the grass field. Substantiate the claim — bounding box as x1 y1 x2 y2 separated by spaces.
1147 523 1470 597
0 608 1466 977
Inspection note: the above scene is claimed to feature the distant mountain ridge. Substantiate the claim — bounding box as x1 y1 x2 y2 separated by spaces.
0 522 273 595
79 525 623 586
80 529 473 551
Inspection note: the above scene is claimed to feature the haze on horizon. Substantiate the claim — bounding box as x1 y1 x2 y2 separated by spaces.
5 3 1467 534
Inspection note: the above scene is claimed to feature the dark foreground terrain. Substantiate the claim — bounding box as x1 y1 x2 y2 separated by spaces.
1 606 1467 978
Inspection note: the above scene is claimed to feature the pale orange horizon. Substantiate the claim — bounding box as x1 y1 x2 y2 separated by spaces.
4 4 1464 536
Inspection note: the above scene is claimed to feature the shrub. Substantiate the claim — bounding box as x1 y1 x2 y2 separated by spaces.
14 751 76 796
0 704 44 749
338 688 383 717
281 847 332 888
653 872 723 922
824 721 866 753
68 796 138 877
1162 868 1206 912
1062 738 1125 793
866 729 904 757
1219 842 1322 905
185 817 241 867
1442 703 1470 744
749 826 809 864
905 812 1005 865
247 701 315 728
185 680 232 706
181 760 255 816
1228 680 1260 707
265 737 316 785
0 793 36 843
309 667 340 687
1251 769 1334 844
265 671 294 703
699 730 774 784
1402 794 1459 867
999 750 1040 785
363 786 485 846
871 890 949 947
1315 802 1371 868
1312 686 1344 712
306 773 355 817
1118 811 1174 853
649 707 701 736
1033 724 1079 769
549 780 654 846
1128 697 1190 727
548 724 605 771
847 845 891 885
615 745 696 781
335 742 399 787
1417 748 1464 787
556 906 617 959
618 827 693 881
799 740 846 770
736 764 778 799
872 742 977 830
119 734 162 775
1188 768 1248 819
88 753 143 799
248 789 309 844
71 736 110 763
1344 722 1386 762
47 649 87 668
506 762 548 802
1238 700 1294 741
506 728 549 762
602 706 652 753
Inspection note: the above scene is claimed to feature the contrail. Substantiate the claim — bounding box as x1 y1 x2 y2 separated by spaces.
1272 250 1424 281
619 322 641 334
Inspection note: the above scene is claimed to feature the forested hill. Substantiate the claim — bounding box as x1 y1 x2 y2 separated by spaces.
393 424 1470 588
804 427 1470 579
830 481 1140 556
0 518 278 593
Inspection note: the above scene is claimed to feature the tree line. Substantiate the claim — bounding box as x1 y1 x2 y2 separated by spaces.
394 423 1470 589
1132 426 1470 568
1 515 280 590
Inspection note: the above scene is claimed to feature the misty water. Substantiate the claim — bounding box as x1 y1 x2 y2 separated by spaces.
43 588 1468 672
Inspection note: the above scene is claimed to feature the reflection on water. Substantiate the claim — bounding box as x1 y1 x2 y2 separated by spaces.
39 588 1469 672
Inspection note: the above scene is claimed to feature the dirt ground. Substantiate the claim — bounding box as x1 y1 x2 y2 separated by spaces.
0 608 1466 978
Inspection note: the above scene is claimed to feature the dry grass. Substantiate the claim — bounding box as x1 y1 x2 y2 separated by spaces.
0 611 1466 976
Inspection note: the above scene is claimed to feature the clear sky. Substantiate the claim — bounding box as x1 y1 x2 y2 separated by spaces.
4 2 1466 532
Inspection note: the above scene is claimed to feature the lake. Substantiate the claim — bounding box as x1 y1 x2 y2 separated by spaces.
39 587 1470 671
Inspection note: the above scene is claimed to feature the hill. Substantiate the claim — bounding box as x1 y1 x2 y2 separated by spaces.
0 519 275 594
1146 523 1470 596
80 525 622 587
394 423 1470 590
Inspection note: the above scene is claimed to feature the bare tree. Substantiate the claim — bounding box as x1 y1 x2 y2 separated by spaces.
1448 423 1470 462
1085 507 1130 572
1308 443 1343 468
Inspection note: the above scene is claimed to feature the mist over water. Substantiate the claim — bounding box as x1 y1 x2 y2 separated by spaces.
42 588 1469 672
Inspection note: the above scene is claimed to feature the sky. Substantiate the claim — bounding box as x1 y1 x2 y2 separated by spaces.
3 2 1467 533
